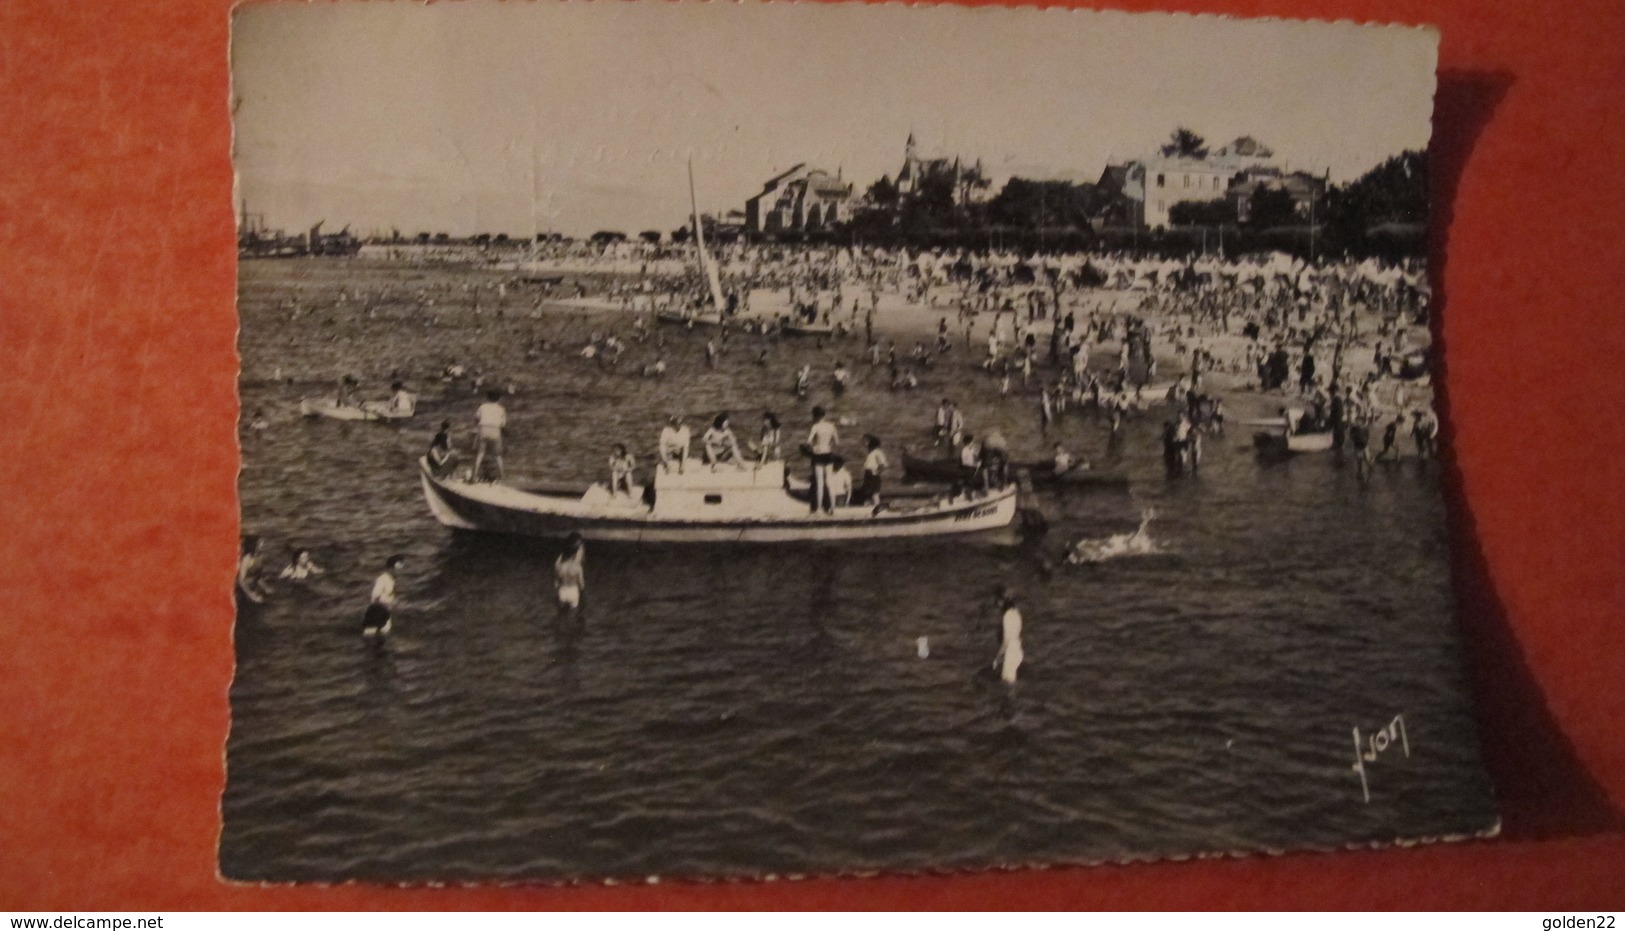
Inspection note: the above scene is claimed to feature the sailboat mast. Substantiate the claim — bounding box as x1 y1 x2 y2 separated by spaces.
689 158 705 255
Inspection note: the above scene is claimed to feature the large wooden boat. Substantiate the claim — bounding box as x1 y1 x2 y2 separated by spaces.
419 458 1018 543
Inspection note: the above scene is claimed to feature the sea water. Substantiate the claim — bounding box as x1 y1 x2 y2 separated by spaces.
223 258 1495 882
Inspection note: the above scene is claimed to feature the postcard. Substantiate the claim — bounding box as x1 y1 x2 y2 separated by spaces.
224 0 1495 882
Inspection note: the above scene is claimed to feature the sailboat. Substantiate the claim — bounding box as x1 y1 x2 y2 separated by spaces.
656 160 732 329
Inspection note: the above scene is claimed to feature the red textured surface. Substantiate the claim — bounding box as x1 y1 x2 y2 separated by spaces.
2 0 1623 911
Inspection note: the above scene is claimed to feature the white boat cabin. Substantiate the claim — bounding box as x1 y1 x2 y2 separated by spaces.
645 461 797 519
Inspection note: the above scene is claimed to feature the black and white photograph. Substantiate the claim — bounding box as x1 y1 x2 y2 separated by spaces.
224 1 1497 883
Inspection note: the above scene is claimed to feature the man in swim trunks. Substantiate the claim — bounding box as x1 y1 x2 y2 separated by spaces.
806 406 840 515
473 389 507 482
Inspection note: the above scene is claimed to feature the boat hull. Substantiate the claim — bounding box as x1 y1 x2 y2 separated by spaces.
300 398 412 422
421 461 1017 543
1252 430 1335 454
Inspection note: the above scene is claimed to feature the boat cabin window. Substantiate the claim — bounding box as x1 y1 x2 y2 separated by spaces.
704 494 723 505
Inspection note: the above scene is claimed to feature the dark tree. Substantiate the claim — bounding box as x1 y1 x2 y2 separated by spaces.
639 230 663 244
1160 128 1209 159
1248 187 1299 227
986 178 1098 230
1326 150 1428 228
589 230 627 244
866 175 900 208
1169 199 1238 226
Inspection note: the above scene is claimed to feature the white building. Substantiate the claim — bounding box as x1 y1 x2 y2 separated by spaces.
1102 137 1277 229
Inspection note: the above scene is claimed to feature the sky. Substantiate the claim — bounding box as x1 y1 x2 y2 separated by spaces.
231 1 1438 239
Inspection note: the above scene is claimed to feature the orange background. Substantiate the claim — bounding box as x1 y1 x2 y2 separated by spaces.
2 0 1623 910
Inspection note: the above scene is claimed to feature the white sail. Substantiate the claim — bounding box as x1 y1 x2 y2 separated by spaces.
688 159 729 314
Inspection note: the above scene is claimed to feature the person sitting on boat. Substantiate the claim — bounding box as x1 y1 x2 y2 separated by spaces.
608 443 637 498
980 430 1010 490
385 380 416 417
1281 406 1304 436
335 374 360 408
826 455 853 508
853 434 888 507
426 420 459 478
805 406 840 515
278 548 325 581
702 413 746 469
752 412 781 463
472 390 507 483
658 415 691 474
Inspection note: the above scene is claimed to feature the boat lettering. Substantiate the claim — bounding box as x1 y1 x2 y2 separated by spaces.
954 505 997 522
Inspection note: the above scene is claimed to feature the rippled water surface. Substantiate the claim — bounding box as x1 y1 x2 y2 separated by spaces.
223 258 1496 882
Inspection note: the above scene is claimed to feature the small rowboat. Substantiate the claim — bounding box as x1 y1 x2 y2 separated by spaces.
902 452 1130 489
781 320 838 338
299 398 414 422
1252 430 1335 454
655 309 727 328
420 458 1017 543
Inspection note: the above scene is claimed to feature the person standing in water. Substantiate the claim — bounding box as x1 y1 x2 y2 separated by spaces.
237 536 271 605
992 587 1024 685
362 555 404 638
554 532 586 614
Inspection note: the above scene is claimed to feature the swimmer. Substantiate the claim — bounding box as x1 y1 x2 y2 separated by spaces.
1051 443 1078 476
236 536 271 605
554 533 586 613
278 548 325 581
